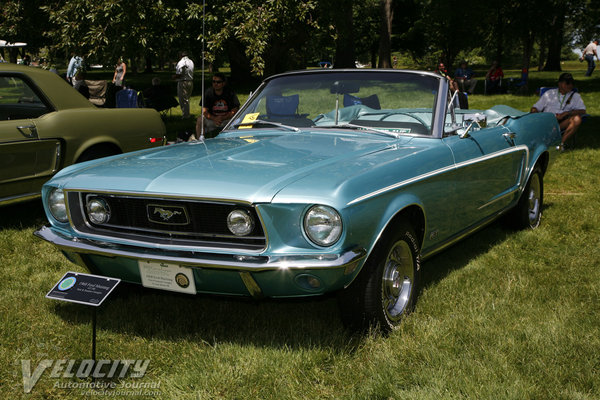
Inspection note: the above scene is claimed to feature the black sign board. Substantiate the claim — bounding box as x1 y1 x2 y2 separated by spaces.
46 272 120 307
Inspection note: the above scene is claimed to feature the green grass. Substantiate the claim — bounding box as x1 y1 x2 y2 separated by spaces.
1 61 600 399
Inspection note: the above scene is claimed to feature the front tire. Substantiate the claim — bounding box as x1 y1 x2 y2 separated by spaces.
338 220 421 333
510 165 543 229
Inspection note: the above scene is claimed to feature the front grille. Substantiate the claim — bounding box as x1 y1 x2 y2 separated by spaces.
67 192 266 250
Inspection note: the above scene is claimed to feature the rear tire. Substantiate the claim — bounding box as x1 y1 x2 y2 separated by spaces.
76 144 120 163
338 220 421 333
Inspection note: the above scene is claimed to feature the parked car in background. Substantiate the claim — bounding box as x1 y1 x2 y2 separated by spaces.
35 69 561 332
0 64 165 206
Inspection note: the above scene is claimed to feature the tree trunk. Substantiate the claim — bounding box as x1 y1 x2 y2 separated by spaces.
144 55 153 73
542 9 565 71
333 0 355 68
494 10 504 64
226 39 254 83
521 32 535 70
377 0 393 68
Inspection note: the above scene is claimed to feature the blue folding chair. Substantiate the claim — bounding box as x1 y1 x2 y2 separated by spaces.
266 94 299 117
116 88 140 108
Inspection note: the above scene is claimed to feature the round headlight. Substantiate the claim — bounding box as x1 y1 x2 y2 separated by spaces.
86 198 111 224
227 209 255 236
303 205 342 247
48 188 68 223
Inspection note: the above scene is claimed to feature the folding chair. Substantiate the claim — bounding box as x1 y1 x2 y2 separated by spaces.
116 88 139 108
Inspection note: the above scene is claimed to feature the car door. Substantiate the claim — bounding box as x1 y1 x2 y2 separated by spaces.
0 74 59 203
442 122 527 230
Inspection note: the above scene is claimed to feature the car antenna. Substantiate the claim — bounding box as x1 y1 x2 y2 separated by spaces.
199 0 206 141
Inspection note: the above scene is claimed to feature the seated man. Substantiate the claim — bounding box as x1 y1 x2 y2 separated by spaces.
195 73 240 139
530 73 585 150
454 60 477 94
485 61 503 94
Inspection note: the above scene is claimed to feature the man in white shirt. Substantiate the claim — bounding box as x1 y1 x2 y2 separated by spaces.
581 39 599 76
174 51 194 118
531 73 586 149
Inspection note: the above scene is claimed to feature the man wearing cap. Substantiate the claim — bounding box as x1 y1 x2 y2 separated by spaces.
531 73 586 149
581 39 599 76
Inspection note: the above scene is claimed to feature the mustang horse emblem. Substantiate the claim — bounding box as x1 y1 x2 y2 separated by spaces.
153 207 182 221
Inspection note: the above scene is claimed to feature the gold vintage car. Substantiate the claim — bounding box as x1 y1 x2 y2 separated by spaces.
0 63 166 206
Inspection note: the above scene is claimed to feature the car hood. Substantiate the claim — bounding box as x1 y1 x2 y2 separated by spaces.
55 131 416 203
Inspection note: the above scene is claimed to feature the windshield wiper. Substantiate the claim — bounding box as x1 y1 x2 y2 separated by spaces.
319 123 400 138
229 119 300 132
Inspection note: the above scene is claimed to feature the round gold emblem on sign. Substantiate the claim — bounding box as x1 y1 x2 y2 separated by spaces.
175 273 190 288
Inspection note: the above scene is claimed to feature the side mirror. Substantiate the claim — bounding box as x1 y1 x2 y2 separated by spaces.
458 120 482 139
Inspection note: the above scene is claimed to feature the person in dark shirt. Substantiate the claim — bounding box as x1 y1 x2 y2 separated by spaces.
195 73 240 139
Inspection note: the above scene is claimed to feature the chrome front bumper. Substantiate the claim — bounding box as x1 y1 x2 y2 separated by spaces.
34 225 367 273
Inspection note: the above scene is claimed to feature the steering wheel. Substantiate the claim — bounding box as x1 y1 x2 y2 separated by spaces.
379 112 428 127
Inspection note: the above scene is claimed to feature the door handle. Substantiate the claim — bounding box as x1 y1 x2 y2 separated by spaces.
17 124 38 138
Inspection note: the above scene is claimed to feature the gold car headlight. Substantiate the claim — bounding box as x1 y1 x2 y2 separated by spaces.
48 188 68 223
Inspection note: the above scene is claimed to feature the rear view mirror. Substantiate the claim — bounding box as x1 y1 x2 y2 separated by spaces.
330 81 360 94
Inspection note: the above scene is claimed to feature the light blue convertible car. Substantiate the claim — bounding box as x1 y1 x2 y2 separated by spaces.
35 70 561 331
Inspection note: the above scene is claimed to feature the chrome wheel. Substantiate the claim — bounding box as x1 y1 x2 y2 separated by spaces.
527 173 541 225
381 240 415 323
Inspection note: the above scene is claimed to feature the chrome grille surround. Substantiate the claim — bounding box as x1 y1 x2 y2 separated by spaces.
66 190 267 251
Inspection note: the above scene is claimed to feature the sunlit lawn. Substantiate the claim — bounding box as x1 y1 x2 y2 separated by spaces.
1 60 599 399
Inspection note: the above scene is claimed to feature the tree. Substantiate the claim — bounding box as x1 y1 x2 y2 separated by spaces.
41 0 182 70
188 0 318 80
0 0 52 62
377 0 393 68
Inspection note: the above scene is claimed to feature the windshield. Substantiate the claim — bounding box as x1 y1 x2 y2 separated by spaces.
226 71 440 136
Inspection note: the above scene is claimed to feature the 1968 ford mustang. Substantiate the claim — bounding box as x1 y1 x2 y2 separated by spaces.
35 69 561 331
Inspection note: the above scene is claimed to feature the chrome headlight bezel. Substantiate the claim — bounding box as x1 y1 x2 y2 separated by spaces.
227 209 255 236
48 188 68 223
86 197 111 225
303 205 343 247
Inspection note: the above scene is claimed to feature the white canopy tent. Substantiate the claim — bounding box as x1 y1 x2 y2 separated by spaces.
0 40 27 48
0 40 28 63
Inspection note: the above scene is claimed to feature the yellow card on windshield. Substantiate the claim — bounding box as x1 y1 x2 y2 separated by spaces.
239 112 259 129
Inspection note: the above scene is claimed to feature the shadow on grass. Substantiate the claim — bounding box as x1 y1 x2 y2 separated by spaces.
49 216 554 351
421 196 555 289
572 116 600 150
51 288 354 350
420 220 512 289
0 199 46 230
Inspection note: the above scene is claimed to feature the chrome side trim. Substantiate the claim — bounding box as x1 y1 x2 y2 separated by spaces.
0 192 41 206
34 226 366 273
477 187 520 210
420 211 503 260
53 141 62 174
348 145 530 205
